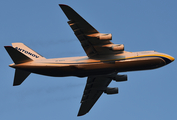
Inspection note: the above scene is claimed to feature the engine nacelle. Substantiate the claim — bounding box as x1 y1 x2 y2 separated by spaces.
104 87 118 95
97 33 112 40
113 75 127 82
111 44 124 51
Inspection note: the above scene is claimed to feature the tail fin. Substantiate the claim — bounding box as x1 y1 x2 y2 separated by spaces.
4 43 45 86
12 43 45 60
5 43 45 64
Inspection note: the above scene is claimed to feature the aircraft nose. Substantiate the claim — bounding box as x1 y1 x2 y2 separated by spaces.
164 55 175 64
171 56 175 62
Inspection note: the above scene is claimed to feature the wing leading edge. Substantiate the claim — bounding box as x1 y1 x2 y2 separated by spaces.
59 4 123 58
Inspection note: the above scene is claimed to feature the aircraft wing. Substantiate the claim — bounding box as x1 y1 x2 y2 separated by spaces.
59 4 123 58
78 75 113 116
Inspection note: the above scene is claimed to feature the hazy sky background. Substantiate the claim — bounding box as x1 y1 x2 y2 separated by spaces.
1 0 177 120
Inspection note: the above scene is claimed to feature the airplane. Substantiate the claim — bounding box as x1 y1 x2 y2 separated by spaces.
4 4 174 116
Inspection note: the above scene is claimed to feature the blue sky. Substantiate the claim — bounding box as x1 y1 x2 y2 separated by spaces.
1 0 177 120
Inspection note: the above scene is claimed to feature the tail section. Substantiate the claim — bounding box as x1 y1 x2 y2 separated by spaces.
12 43 45 60
13 69 31 86
4 46 32 64
4 43 45 86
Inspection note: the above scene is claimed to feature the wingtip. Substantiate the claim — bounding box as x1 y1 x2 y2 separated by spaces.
77 113 84 117
77 110 88 117
59 4 68 7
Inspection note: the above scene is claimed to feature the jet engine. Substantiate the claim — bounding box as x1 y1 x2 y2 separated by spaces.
110 44 124 51
104 87 118 95
97 33 112 40
113 74 127 82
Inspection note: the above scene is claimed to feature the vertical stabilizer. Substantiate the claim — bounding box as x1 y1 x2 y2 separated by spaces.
12 43 45 60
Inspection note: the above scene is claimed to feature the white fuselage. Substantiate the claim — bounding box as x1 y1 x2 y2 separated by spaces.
10 51 174 77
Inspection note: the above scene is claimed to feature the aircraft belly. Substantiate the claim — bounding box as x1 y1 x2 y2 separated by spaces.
12 63 112 77
114 57 166 72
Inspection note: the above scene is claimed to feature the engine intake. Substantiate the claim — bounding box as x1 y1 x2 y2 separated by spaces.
97 33 112 40
104 87 118 95
113 75 127 82
111 44 124 51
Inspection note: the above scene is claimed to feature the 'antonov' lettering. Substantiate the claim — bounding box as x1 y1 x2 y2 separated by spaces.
15 47 39 58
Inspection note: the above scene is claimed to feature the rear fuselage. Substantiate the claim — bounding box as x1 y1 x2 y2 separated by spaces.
10 51 174 77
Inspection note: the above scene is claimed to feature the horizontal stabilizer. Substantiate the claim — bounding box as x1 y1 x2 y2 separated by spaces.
13 69 31 86
4 46 32 64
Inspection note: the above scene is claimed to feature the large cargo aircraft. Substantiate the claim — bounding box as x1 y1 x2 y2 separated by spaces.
4 4 174 116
